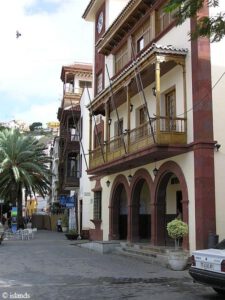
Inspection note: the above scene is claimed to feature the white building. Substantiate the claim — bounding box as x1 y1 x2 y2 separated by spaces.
82 0 225 252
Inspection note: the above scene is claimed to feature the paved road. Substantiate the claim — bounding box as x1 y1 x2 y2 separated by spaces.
0 231 222 300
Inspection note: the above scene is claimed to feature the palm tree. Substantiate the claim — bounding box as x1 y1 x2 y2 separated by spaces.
0 129 51 228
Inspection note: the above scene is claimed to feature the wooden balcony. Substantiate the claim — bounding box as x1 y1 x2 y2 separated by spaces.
62 88 83 108
63 175 80 189
89 117 187 174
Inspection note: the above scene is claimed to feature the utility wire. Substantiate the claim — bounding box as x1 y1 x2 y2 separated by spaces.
177 71 225 117
86 86 106 163
105 64 127 154
69 99 88 171
130 41 156 144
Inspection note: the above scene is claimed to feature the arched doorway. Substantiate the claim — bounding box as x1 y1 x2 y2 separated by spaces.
130 169 152 242
109 175 129 240
154 162 189 249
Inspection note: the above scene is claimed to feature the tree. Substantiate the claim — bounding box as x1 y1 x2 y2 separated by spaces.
0 129 51 228
165 0 225 42
29 122 43 131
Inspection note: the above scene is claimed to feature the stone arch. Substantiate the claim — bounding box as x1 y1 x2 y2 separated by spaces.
128 169 153 242
152 161 189 249
109 174 129 240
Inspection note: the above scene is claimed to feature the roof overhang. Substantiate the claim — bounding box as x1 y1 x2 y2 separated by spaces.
82 0 105 22
96 0 155 55
60 63 92 82
87 43 188 113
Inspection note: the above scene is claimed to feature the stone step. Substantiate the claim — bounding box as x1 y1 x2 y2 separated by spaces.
117 246 169 267
120 242 173 254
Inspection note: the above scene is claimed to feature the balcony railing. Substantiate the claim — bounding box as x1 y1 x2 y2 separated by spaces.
65 87 83 95
89 117 187 169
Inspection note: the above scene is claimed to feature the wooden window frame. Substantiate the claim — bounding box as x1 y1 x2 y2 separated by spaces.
96 72 103 94
165 89 176 131
93 191 102 220
134 18 151 54
115 44 128 74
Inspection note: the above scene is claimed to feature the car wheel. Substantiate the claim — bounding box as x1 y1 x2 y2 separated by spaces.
213 288 225 295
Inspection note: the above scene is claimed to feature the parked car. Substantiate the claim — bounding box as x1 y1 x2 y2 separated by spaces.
189 239 225 295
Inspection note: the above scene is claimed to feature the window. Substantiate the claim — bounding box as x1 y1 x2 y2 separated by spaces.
115 119 123 136
165 90 176 131
139 107 147 125
157 3 177 33
134 19 151 54
114 119 123 149
67 153 79 177
94 131 103 148
93 191 102 220
115 44 128 73
138 106 148 138
137 37 144 53
96 72 103 94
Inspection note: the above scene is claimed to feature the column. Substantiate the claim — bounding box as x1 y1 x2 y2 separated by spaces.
126 83 131 153
105 101 110 161
182 64 187 133
155 59 161 136
89 112 93 166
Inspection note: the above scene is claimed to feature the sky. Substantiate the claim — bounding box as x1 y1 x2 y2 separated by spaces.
0 0 93 127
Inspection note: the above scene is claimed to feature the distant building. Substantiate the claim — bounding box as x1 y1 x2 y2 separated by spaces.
46 122 60 135
0 120 29 132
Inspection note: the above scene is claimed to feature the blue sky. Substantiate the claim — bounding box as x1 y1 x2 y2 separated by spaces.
0 0 93 127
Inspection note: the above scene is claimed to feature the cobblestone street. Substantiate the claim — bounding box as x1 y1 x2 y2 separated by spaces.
0 231 222 300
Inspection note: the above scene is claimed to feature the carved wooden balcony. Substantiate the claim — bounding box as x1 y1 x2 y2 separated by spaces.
89 117 187 174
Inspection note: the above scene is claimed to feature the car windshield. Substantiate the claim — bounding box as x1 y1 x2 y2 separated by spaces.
214 239 225 249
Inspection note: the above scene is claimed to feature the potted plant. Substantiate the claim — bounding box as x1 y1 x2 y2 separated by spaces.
61 213 68 233
65 229 79 240
167 218 189 271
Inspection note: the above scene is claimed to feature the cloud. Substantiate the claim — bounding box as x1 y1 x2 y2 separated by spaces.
15 100 61 126
0 0 93 124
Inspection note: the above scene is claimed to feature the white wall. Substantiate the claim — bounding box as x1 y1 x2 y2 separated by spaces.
100 152 196 251
210 2 225 241
106 0 130 28
79 87 93 230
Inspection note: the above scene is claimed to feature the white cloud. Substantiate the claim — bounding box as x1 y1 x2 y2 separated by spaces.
0 0 93 123
15 101 61 126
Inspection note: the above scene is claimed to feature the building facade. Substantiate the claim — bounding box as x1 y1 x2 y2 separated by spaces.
83 0 225 252
57 63 93 234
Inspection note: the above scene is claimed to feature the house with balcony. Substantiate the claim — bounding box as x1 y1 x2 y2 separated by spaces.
57 63 92 211
49 136 60 212
83 0 225 251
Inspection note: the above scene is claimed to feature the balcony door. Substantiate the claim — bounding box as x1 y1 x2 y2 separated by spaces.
114 119 123 149
165 90 176 131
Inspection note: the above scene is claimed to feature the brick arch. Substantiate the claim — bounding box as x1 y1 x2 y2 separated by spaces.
109 174 129 240
128 168 153 242
152 161 189 249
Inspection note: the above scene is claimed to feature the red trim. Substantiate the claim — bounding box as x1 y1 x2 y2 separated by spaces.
191 5 216 249
153 161 189 250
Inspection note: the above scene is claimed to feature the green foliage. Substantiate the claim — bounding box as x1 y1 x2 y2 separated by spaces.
167 219 188 240
61 213 68 227
165 0 225 42
29 122 43 132
0 129 51 222
68 229 78 235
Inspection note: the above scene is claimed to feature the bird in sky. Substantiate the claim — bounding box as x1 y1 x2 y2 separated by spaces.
16 31 22 38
